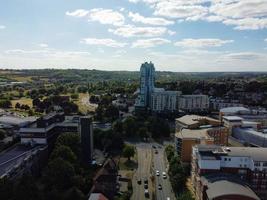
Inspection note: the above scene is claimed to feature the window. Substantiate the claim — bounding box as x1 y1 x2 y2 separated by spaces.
263 162 267 167
255 162 261 167
224 158 227 161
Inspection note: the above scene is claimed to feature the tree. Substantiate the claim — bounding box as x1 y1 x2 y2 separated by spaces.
15 102 21 109
0 129 6 140
112 120 123 134
43 158 75 190
13 174 43 200
122 145 135 161
137 127 149 140
0 99 11 108
51 145 77 164
123 117 137 136
177 191 194 200
165 145 175 162
56 133 80 157
70 93 79 100
63 187 85 200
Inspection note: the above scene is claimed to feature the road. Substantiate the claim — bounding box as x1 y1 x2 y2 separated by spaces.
153 143 176 200
131 143 152 200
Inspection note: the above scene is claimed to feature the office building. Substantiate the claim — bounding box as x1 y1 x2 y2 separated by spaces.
191 145 267 200
80 116 93 163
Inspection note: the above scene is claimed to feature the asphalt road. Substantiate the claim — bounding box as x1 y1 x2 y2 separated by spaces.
153 143 176 200
131 143 153 200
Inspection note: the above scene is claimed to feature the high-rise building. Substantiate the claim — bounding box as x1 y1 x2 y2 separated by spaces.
135 62 209 113
138 61 155 107
79 116 93 163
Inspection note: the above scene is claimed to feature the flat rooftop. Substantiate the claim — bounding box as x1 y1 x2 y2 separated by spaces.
223 116 243 121
176 115 220 126
175 128 212 140
196 145 267 162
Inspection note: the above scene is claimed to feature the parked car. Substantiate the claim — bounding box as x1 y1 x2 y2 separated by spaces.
145 189 149 198
156 170 160 176
158 184 162 190
137 178 142 184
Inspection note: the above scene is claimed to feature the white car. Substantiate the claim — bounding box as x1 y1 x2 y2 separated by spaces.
156 170 160 176
162 171 167 179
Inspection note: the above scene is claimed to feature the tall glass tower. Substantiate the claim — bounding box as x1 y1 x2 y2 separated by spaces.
139 61 155 107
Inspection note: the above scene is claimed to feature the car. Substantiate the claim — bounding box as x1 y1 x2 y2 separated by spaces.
137 178 142 184
156 170 160 176
162 172 167 179
144 183 148 189
152 145 156 149
167 198 170 200
144 178 148 184
158 184 162 190
155 150 158 154
144 189 149 198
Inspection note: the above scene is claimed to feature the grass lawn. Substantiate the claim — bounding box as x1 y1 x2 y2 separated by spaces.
11 98 33 108
74 93 97 114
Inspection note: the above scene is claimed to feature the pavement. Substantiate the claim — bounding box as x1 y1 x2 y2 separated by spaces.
131 143 153 200
153 143 176 200
0 145 34 177
131 142 175 200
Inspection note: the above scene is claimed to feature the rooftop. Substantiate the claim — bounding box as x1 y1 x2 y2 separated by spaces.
220 106 249 114
0 115 37 127
176 115 220 127
175 128 212 140
223 116 243 122
206 180 260 200
196 145 267 162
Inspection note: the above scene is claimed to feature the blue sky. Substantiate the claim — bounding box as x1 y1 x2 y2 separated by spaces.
0 0 267 71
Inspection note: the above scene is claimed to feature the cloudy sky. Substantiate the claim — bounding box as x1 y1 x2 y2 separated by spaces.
0 0 267 71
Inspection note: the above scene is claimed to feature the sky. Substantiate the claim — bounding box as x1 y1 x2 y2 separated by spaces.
0 0 267 72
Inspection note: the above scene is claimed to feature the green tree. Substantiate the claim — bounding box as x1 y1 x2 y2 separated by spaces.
15 102 21 109
123 117 137 136
0 99 11 108
137 127 149 140
13 174 43 200
51 145 77 164
56 133 80 157
122 145 135 161
43 158 75 190
165 145 175 162
0 129 6 140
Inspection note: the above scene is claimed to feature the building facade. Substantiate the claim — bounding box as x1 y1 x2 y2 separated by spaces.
79 116 93 163
135 62 209 113
191 145 267 200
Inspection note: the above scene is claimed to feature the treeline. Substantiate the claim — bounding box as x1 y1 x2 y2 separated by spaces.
0 133 95 200
165 145 194 200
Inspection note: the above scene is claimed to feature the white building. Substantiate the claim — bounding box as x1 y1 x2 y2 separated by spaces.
179 95 209 112
135 62 209 113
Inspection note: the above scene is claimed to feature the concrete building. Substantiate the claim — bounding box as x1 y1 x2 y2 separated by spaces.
175 115 221 131
80 116 93 163
179 95 209 113
175 129 214 162
135 62 209 113
175 115 228 162
175 126 228 162
191 145 267 200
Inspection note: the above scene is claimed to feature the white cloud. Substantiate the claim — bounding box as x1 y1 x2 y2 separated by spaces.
128 12 174 26
66 9 89 17
0 25 6 29
265 38 267 42
81 38 128 48
129 0 267 30
109 25 167 37
39 43 48 48
132 38 170 48
66 8 125 26
174 38 234 48
154 2 208 19
5 49 91 57
221 52 265 60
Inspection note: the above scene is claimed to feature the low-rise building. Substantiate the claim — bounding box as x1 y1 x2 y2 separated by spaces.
191 145 267 200
175 115 221 131
175 126 228 162
179 95 209 113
